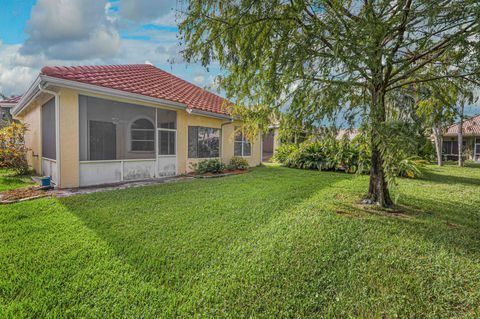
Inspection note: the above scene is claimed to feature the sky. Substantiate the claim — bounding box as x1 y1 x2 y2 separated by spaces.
0 0 222 97
0 0 478 115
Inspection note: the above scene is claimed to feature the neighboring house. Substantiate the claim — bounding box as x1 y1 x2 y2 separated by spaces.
12 64 261 188
441 114 480 162
336 128 359 140
0 95 21 127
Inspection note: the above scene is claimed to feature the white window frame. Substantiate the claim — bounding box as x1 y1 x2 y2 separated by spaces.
234 127 252 157
157 127 177 157
130 117 155 152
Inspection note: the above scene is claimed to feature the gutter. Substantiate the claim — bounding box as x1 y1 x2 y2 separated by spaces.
12 76 42 116
38 83 61 188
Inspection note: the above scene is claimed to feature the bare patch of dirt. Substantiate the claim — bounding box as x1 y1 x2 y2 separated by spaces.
0 187 51 202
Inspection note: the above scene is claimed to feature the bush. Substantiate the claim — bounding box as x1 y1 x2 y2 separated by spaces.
395 157 424 179
0 122 29 175
194 159 226 174
272 144 298 163
228 156 249 170
273 138 371 174
272 133 423 179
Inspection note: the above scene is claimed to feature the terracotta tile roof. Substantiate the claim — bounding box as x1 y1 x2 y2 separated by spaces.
444 114 480 136
41 64 230 115
0 95 22 105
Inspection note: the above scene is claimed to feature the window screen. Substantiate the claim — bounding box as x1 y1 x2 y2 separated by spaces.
188 126 220 158
41 98 56 160
157 108 176 156
90 120 116 160
234 127 251 157
131 118 155 151
79 95 156 160
157 109 177 129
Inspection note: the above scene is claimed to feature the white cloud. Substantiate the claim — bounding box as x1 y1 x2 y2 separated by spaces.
20 0 120 60
0 42 38 95
119 0 176 23
193 74 205 85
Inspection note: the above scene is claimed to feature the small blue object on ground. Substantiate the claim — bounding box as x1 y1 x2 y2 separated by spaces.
40 176 51 187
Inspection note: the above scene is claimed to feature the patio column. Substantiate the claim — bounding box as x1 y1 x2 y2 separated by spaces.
58 88 80 188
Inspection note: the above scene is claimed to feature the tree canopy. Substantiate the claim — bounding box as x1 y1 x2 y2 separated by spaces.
179 0 480 207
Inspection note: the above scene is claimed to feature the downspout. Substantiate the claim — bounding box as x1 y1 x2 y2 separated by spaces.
38 83 61 188
221 118 234 160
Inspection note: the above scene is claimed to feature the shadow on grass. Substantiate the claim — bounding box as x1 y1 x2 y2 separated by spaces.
43 166 480 316
58 167 354 288
421 171 480 186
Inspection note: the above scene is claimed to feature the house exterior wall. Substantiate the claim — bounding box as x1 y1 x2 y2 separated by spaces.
17 87 262 188
16 103 42 174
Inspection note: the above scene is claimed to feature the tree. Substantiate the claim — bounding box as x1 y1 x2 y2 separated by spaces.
416 80 460 166
456 85 477 166
179 0 480 207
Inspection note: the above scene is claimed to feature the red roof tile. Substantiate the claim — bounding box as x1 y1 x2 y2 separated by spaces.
444 114 480 136
0 95 22 105
41 64 230 115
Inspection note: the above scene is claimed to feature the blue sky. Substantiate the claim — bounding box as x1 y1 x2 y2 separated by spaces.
0 0 478 115
0 0 222 96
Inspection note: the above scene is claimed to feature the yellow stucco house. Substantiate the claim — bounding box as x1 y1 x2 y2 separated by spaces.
12 64 262 188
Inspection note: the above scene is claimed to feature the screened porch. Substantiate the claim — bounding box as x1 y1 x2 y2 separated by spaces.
78 95 177 186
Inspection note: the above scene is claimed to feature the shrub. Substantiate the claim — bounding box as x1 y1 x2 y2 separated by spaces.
228 156 249 170
0 122 29 175
272 144 298 163
194 159 226 174
395 157 424 179
273 138 371 174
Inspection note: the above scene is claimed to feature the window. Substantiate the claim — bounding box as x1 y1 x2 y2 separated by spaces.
234 127 251 157
90 120 116 160
41 98 56 160
157 109 176 156
188 126 220 158
475 138 480 155
131 118 155 151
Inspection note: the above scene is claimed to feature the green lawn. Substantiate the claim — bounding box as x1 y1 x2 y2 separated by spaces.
1 164 479 318
0 168 34 192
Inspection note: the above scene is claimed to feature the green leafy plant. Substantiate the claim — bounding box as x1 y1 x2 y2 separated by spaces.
228 156 249 170
395 157 425 179
0 122 30 175
272 144 298 164
194 159 226 174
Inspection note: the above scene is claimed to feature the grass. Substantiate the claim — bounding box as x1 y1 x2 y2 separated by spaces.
0 168 34 191
0 164 479 318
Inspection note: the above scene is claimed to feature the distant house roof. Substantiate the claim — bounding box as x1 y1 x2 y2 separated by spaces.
0 95 22 107
337 128 359 140
443 114 480 137
40 64 229 115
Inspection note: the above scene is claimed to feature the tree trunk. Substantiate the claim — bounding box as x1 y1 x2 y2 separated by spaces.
368 142 393 207
432 123 443 166
458 102 464 167
367 88 393 208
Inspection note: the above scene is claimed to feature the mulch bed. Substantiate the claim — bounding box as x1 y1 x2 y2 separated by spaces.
0 187 52 203
187 169 249 178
